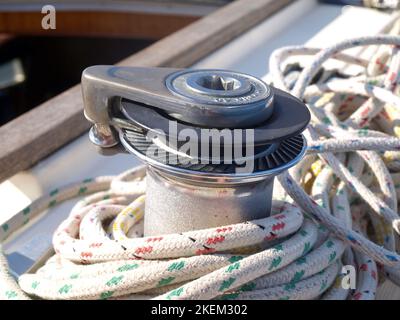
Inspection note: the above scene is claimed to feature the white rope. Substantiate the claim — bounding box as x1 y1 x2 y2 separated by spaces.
3 22 400 301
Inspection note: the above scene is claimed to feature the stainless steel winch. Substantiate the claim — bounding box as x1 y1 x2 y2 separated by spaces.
81 66 310 236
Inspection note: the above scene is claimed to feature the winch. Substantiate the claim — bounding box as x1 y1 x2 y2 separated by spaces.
82 66 310 236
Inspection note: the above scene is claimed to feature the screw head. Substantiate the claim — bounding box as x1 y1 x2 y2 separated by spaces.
89 124 119 148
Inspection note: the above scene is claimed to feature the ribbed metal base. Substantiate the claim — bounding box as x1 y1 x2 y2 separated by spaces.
120 129 306 176
124 133 307 236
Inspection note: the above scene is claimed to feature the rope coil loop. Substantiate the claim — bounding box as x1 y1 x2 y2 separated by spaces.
4 28 400 300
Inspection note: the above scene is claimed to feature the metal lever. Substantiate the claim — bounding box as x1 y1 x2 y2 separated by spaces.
82 66 275 148
82 66 179 147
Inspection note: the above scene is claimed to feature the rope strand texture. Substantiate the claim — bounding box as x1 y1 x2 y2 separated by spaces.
3 31 400 299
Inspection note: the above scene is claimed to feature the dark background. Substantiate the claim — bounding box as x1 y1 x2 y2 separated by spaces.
0 36 152 125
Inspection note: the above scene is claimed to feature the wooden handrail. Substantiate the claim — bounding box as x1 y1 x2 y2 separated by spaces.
0 11 200 39
0 0 294 182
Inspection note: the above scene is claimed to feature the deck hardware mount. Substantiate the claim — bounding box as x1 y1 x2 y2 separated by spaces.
82 66 310 236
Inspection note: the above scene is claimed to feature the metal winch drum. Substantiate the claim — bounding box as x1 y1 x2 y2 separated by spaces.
82 66 310 236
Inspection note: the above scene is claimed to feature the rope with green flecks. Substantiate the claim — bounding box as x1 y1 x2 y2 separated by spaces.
4 20 400 300
0 169 344 300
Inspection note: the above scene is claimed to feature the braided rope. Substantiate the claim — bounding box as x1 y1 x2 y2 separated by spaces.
3 23 400 300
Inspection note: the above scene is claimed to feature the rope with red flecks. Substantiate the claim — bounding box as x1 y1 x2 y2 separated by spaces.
3 28 400 300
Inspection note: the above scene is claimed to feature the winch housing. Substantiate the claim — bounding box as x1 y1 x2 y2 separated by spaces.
82 66 310 236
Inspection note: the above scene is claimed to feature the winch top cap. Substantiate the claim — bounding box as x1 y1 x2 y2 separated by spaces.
82 65 310 147
165 69 270 102
164 69 274 128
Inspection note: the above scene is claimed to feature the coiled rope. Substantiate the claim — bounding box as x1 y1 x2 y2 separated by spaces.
3 18 400 301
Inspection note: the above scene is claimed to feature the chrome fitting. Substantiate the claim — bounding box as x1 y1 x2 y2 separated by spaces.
81 66 310 236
